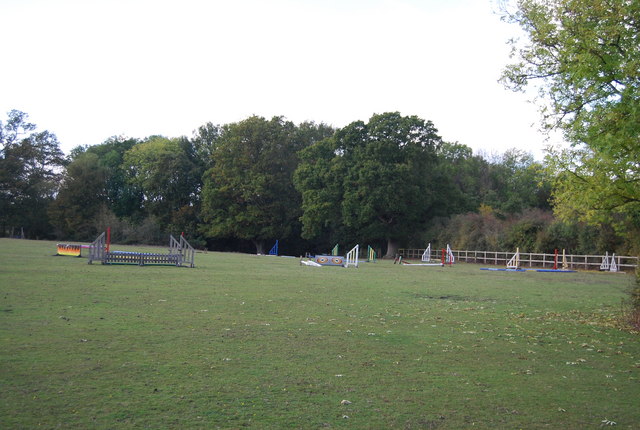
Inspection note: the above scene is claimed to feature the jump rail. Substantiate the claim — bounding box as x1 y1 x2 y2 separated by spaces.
89 232 195 267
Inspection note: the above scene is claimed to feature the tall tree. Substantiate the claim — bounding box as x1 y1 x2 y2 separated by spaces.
200 116 313 254
170 126 223 243
123 136 198 230
48 152 108 239
485 149 551 215
295 112 443 257
189 122 222 165
82 136 144 220
500 0 640 230
434 142 489 215
294 136 346 249
0 110 65 238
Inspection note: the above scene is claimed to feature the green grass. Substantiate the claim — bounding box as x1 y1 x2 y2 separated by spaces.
1 238 638 429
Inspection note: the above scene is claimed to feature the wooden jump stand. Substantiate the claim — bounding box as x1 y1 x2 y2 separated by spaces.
88 229 195 267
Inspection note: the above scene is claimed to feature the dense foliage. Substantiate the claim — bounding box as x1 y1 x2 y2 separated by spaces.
200 116 332 254
295 113 443 257
0 110 65 239
501 0 640 252
0 108 634 256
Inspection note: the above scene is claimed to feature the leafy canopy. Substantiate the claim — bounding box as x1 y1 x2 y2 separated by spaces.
295 112 442 256
200 116 325 253
501 0 640 227
0 110 65 238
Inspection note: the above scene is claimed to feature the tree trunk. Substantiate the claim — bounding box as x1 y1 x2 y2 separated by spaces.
254 240 265 255
384 238 399 259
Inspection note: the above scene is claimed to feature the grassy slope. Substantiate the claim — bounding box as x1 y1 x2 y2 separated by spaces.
0 238 638 429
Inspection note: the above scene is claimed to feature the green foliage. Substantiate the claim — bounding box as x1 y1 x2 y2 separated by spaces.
201 116 324 254
433 145 551 221
295 112 442 257
340 114 441 245
437 211 502 251
90 207 165 245
52 134 209 244
430 207 630 255
294 137 346 245
535 220 581 254
48 152 108 240
0 110 65 238
84 136 144 220
483 149 551 216
501 0 640 232
3 104 625 258
502 209 554 252
434 142 486 214
123 136 200 230
187 122 221 167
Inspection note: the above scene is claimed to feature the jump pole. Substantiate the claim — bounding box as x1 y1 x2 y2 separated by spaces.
554 249 558 270
106 226 111 253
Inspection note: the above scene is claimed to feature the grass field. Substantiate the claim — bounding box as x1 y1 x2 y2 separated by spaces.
1 238 638 429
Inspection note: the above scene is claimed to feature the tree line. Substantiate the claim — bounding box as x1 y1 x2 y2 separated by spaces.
2 0 638 259
1 109 636 257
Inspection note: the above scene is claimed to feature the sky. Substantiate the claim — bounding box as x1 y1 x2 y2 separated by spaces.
0 0 559 158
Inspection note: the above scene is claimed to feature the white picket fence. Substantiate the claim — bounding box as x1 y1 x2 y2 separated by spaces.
398 248 638 272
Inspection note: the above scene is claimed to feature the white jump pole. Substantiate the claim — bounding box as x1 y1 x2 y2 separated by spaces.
345 244 359 268
421 243 431 262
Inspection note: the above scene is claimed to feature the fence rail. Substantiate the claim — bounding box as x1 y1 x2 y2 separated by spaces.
398 248 639 272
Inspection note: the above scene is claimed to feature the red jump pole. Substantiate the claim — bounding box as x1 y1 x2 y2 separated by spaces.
106 226 111 253
554 249 558 270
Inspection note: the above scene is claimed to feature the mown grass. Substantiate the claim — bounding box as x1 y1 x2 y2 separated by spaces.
0 238 638 429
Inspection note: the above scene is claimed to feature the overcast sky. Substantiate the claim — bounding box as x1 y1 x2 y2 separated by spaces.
1 0 557 158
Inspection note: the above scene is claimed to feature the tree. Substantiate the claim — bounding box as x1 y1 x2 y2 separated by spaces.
123 136 198 230
83 136 144 220
189 122 222 165
485 149 551 215
48 152 108 239
200 116 313 254
0 110 65 238
294 136 346 249
500 0 640 229
434 142 490 215
295 112 443 257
